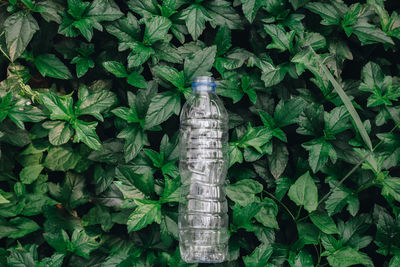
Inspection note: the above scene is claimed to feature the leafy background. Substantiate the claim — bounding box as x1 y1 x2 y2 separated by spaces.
0 0 400 266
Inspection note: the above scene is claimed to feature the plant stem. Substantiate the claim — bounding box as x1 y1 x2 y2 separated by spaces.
263 190 296 222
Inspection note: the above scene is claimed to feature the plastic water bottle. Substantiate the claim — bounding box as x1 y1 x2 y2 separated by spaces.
178 76 229 263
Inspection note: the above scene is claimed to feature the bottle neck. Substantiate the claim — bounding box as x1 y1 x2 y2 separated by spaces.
192 82 216 93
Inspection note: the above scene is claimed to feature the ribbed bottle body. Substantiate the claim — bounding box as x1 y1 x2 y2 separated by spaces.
178 77 229 263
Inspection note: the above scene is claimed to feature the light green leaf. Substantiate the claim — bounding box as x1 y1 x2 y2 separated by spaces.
70 229 101 259
102 61 128 78
20 164 44 184
184 45 217 83
44 146 81 171
127 72 147 88
305 2 341 26
127 201 161 232
288 171 318 212
76 86 117 121
43 121 74 146
143 15 172 44
302 138 336 173
264 24 294 52
309 210 338 234
4 11 39 61
73 120 102 150
34 54 73 80
144 91 180 129
181 4 211 40
226 179 263 206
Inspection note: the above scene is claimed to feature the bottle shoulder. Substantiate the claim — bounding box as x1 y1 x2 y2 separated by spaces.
180 93 228 121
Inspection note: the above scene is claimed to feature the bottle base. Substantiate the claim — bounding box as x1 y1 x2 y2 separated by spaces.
180 244 227 263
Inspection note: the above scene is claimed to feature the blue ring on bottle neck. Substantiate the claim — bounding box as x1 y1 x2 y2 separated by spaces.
191 82 216 92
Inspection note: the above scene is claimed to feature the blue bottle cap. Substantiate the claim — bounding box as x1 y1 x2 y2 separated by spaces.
192 76 216 92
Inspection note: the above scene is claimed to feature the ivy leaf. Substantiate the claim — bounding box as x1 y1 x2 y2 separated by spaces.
34 54 73 80
127 200 161 232
288 171 318 212
144 91 180 130
184 45 217 83
226 179 263 206
4 11 39 61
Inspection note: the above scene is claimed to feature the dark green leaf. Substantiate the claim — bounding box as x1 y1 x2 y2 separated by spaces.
127 201 161 232
144 91 180 129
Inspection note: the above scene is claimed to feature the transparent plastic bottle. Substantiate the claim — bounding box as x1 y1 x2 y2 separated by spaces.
178 76 229 263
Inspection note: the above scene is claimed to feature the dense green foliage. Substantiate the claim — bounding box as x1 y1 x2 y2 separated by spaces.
0 0 400 266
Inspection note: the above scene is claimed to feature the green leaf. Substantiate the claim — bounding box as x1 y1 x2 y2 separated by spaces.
305 2 341 26
238 124 273 153
160 177 180 203
86 0 123 21
232 202 260 231
127 72 147 88
297 222 319 245
291 250 314 267
76 86 117 121
126 0 158 18
144 91 180 129
229 143 243 166
288 171 318 212
326 247 373 267
116 166 154 196
7 245 37 266
268 141 288 179
302 138 336 173
254 198 279 229
181 4 211 40
44 146 81 171
48 172 88 209
4 11 39 61
353 20 394 46
264 24 294 52
34 54 73 79
43 121 74 146
117 125 149 162
226 179 263 206
153 65 185 89
184 45 217 83
324 106 350 136
127 42 155 68
0 217 40 239
381 177 400 202
309 210 338 234
240 0 264 23
102 61 128 78
204 0 243 30
274 98 307 127
127 201 161 232
70 229 101 259
216 79 245 103
73 120 102 150
214 25 232 56
20 164 43 184
243 242 273 267
260 62 287 88
143 15 172 44
289 0 310 10
40 92 74 121
325 182 359 216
